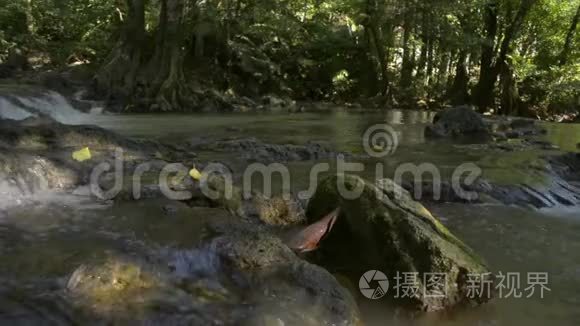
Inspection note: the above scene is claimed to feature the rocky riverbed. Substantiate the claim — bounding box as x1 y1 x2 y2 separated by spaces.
1 101 580 325
0 112 498 324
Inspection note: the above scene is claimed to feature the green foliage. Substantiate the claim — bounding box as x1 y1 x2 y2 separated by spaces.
513 0 580 115
0 0 116 65
0 0 578 116
0 0 30 59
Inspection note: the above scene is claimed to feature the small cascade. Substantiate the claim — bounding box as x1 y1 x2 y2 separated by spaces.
501 174 580 209
0 87 91 124
73 89 106 115
0 97 32 120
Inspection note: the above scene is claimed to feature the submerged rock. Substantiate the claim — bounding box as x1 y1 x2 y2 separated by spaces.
403 153 580 208
190 137 353 162
65 224 361 326
184 170 308 225
547 152 580 183
425 105 490 139
0 117 186 159
66 257 193 321
0 118 198 204
246 193 306 226
207 223 361 325
0 148 82 194
306 174 492 311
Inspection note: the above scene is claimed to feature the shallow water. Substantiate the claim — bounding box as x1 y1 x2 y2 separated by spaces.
2 110 580 325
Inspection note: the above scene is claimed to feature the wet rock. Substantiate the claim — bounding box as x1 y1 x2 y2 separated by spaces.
162 204 179 216
66 256 238 325
492 132 508 141
211 225 297 270
401 180 489 204
547 152 580 183
35 71 75 95
0 148 83 196
485 183 563 208
425 105 490 139
207 224 361 325
0 49 29 79
0 119 198 203
186 174 308 226
505 130 521 139
0 281 76 325
249 194 306 226
526 139 559 150
453 136 557 153
262 95 285 108
226 126 244 133
65 226 361 325
0 118 150 156
187 173 245 214
191 137 352 162
403 154 580 208
510 118 537 129
489 117 546 140
67 257 187 317
505 127 546 139
306 174 493 311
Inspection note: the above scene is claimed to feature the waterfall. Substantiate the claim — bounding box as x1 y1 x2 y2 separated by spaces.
0 87 91 124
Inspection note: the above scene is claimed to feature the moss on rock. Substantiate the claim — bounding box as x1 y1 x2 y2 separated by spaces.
306 174 493 311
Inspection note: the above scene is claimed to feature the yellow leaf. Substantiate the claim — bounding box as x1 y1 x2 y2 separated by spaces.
72 147 92 162
189 168 202 180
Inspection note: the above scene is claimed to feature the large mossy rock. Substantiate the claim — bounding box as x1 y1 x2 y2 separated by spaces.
306 174 492 311
425 105 490 138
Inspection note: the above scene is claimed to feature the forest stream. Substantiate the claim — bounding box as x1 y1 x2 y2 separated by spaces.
1 90 580 325
1 0 580 324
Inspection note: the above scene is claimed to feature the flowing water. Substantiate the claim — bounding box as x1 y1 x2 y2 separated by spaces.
0 85 92 124
1 96 580 325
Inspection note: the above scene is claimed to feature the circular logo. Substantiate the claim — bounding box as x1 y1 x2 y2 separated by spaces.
359 270 389 300
362 124 399 158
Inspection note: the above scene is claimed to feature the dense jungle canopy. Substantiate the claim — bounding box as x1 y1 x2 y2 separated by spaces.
0 0 579 117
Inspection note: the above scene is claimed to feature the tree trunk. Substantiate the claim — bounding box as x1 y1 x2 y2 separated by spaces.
147 0 189 111
446 50 457 90
399 18 413 89
425 31 435 88
496 0 537 66
475 0 498 112
416 42 428 91
476 0 537 112
372 24 390 96
95 0 146 102
559 4 580 66
499 60 519 116
447 50 470 105
364 27 380 96
365 0 390 96
399 0 416 93
436 48 450 88
25 0 36 34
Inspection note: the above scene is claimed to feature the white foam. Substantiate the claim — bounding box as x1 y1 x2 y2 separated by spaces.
0 90 90 124
0 97 33 120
